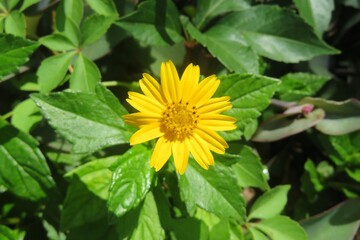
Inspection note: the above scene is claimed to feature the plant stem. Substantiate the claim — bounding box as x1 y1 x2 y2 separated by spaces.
1 111 13 120
102 81 132 89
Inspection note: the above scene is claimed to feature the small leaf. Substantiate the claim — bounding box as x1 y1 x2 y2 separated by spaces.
107 145 153 217
256 216 308 240
39 33 77 51
19 0 40 11
249 227 270 240
80 14 116 46
69 53 101 92
11 98 42 132
0 34 38 79
4 10 25 37
115 0 184 46
0 119 55 201
37 52 75 93
301 199 360 240
0 224 21 240
249 185 290 220
179 160 246 223
85 0 118 16
5 0 21 11
31 85 133 153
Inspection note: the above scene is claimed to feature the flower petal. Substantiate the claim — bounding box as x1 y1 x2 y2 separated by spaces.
130 123 163 145
124 112 161 126
180 63 200 103
198 97 232 114
172 140 190 175
195 125 229 153
190 75 220 107
150 137 172 171
199 114 237 131
127 91 164 114
160 61 180 103
140 73 165 104
189 135 214 168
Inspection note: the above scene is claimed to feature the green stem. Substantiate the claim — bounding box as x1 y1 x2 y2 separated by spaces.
102 81 132 89
1 111 13 120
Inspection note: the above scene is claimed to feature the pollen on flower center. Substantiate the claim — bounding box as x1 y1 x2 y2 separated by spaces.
161 101 199 140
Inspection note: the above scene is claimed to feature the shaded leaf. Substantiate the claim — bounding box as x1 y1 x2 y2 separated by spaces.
19 0 40 11
80 14 116 46
11 98 42 133
85 0 118 16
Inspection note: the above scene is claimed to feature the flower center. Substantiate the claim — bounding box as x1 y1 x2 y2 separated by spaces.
161 101 199 141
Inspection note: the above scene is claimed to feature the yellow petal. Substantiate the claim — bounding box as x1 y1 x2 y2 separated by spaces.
198 97 232 114
150 137 172 171
198 114 237 131
196 125 229 152
189 135 214 168
180 63 200 103
189 75 220 107
130 123 163 145
172 140 189 175
127 92 164 114
140 73 165 104
160 61 180 103
124 112 161 126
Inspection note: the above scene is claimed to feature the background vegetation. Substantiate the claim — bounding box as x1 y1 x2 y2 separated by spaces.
0 0 360 239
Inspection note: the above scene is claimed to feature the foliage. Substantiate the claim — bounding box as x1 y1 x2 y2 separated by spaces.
1 0 360 239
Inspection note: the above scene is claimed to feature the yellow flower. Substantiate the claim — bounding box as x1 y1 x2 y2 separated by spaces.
124 61 236 175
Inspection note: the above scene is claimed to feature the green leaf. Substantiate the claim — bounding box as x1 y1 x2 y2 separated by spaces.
209 220 230 240
0 119 55 201
11 98 42 132
216 74 280 141
80 14 116 46
130 192 165 240
169 217 209 240
179 160 246 223
37 52 75 93
256 216 308 240
63 0 83 27
300 97 360 135
249 227 269 240
301 159 324 200
252 108 325 142
294 0 335 36
182 17 259 74
4 10 25 37
278 73 330 101
249 185 290 220
301 199 360 240
193 0 249 29
107 145 153 217
39 33 77 51
85 0 118 16
61 157 117 230
0 34 38 79
0 224 22 240
219 5 339 63
19 0 40 11
115 0 184 46
69 53 101 92
31 84 133 153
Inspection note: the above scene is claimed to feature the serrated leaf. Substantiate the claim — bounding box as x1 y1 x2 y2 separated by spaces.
0 119 55 201
0 34 38 79
39 33 77 51
294 0 335 36
249 185 290 220
179 160 246 223
80 14 116 46
31 84 133 153
61 157 117 230
85 0 118 16
37 52 74 93
300 97 360 135
115 0 183 46
107 145 153 217
4 10 25 37
193 0 249 29
256 216 308 240
69 53 101 92
301 198 360 240
219 5 339 63
183 17 258 73
216 74 280 141
11 98 42 132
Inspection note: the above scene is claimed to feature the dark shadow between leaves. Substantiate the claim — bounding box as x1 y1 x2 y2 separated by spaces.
155 0 174 45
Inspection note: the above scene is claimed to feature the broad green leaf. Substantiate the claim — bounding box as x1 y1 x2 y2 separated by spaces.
61 157 117 230
11 98 42 132
179 160 246 223
69 54 101 92
55 1 81 46
107 145 153 217
193 0 249 29
115 0 184 46
325 133 360 166
130 192 165 240
19 0 40 11
0 34 37 79
294 0 335 36
31 84 133 153
183 17 259 74
278 73 330 101
300 97 360 135
95 81 129 116
249 227 269 240
0 119 55 201
256 216 308 240
301 199 360 240
0 224 21 240
37 52 74 93
39 33 76 51
249 185 290 220
64 0 83 26
216 74 280 141
252 108 325 142
218 5 339 63
169 218 209 240
209 220 230 240
85 0 118 16
4 10 25 37
80 14 115 46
